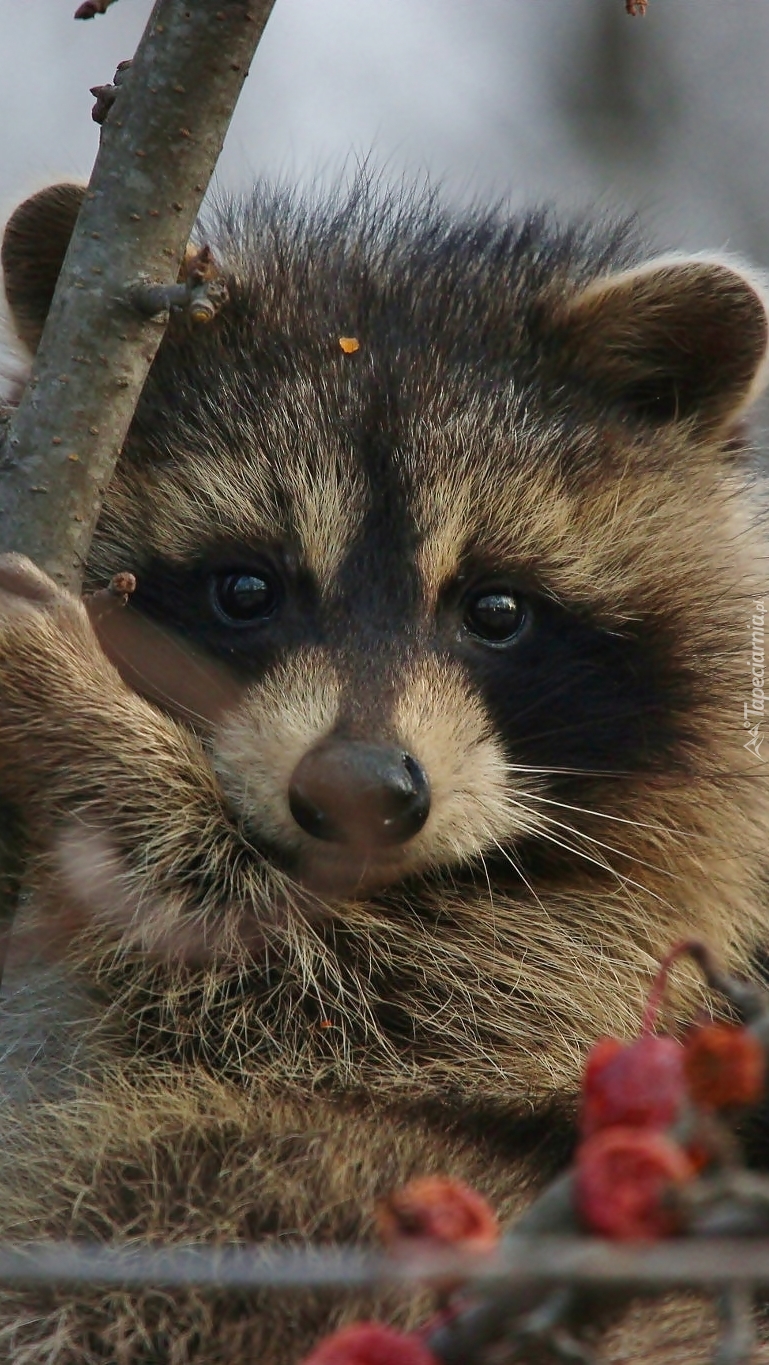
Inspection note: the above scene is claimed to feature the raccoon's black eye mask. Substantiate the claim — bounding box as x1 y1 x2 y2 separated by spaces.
130 549 534 659
123 544 688 786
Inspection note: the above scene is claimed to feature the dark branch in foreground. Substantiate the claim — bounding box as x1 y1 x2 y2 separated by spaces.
0 1234 768 1293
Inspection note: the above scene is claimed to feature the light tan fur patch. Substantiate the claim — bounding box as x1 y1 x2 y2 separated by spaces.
213 648 341 846
392 654 539 871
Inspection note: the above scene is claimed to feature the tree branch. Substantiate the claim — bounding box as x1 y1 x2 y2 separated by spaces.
0 0 277 982
0 0 276 591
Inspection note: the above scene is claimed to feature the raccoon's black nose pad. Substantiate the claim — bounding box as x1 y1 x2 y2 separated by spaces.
288 741 430 849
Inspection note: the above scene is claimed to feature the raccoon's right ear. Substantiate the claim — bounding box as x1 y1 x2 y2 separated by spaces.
554 255 769 435
2 183 86 354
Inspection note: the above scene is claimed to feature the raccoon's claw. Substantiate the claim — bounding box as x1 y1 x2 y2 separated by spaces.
0 554 98 717
0 554 93 647
0 553 63 609
0 553 108 708
0 554 132 807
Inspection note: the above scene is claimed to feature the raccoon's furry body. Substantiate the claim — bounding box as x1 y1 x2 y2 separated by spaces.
1 184 769 1362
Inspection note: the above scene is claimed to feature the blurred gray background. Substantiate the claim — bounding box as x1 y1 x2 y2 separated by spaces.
2 1 769 305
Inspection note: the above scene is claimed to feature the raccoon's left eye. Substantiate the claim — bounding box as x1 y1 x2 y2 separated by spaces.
210 570 279 624
463 590 526 645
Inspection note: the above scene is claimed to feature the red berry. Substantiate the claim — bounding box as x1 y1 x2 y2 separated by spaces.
300 1323 439 1365
575 1127 694 1240
581 1034 685 1135
684 1023 765 1110
376 1177 499 1256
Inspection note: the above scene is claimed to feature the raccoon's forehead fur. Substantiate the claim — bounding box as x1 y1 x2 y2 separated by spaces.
11 187 768 1101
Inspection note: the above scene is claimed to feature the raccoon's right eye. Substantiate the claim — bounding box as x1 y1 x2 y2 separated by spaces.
210 570 279 624
463 589 527 645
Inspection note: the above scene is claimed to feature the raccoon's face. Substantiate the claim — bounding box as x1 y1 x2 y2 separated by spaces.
78 204 769 912
5 190 769 1100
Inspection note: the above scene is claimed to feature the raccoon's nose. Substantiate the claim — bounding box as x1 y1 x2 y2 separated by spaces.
288 741 430 848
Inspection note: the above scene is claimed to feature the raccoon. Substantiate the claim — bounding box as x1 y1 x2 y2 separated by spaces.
0 181 768 1363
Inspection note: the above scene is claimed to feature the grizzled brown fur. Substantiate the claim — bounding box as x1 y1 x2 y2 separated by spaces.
1 182 769 1362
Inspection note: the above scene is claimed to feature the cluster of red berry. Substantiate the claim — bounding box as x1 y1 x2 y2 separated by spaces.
576 942 765 1241
300 1176 499 1365
299 943 768 1365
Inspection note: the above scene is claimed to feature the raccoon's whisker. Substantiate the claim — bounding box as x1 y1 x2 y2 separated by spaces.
132 684 212 731
502 775 691 835
507 755 734 789
524 823 679 912
505 762 636 780
476 851 499 969
525 795 699 843
536 813 679 882
489 838 548 919
503 796 680 880
508 820 619 881
497 797 644 884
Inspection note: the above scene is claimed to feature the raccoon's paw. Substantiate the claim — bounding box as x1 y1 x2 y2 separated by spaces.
0 553 102 678
0 554 123 786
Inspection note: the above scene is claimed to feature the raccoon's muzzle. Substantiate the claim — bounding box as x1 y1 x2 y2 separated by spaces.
288 739 430 849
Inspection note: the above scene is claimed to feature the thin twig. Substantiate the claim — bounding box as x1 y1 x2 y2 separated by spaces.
75 0 119 17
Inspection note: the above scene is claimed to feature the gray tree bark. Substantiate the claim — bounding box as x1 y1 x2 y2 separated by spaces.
0 0 276 590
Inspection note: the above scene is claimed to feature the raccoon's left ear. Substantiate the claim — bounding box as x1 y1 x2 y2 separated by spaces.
2 183 86 354
554 256 769 435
